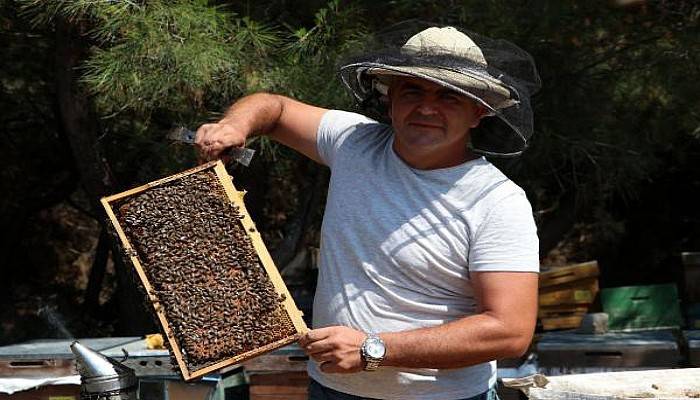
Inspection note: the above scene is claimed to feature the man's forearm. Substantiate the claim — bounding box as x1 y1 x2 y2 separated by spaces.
205 92 325 162
219 92 284 138
380 312 532 369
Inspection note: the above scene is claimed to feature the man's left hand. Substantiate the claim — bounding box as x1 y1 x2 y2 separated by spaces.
298 326 366 373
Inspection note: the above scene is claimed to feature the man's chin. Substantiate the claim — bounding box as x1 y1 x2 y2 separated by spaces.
401 135 443 149
406 124 446 135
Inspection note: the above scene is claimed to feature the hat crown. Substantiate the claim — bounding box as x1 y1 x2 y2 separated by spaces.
402 26 487 66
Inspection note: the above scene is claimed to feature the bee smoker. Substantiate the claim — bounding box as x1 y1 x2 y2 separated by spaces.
70 341 138 400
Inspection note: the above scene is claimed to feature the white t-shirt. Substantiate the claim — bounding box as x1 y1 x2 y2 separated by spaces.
308 110 539 400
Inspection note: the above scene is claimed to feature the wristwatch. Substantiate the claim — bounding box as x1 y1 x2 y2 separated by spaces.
360 333 386 371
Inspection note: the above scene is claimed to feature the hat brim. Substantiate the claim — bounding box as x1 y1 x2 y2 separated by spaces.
365 65 517 109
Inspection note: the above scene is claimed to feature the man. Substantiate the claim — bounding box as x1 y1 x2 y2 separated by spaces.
196 25 540 400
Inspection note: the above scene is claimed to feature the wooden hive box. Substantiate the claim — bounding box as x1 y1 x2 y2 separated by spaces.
101 161 308 380
243 344 309 400
539 278 600 306
247 371 309 400
538 261 600 330
539 261 599 288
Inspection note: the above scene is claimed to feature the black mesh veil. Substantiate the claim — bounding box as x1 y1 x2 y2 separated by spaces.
338 22 541 157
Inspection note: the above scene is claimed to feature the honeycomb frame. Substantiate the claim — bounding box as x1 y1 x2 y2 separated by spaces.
101 160 308 380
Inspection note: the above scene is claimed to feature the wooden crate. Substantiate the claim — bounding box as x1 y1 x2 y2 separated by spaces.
538 263 600 330
540 315 586 331
101 161 308 380
539 261 599 288
539 278 599 306
539 304 591 330
538 305 590 319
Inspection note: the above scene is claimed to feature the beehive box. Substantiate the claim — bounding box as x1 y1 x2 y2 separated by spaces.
538 278 599 330
248 372 309 400
538 262 600 330
601 284 682 331
101 161 308 380
539 278 599 306
539 261 599 288
686 330 700 367
536 330 681 369
243 344 309 400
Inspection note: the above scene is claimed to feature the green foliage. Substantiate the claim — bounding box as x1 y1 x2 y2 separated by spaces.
7 0 700 263
19 0 137 28
18 0 370 159
81 2 240 116
451 0 700 211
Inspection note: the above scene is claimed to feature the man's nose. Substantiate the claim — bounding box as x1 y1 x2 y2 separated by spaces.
416 99 439 115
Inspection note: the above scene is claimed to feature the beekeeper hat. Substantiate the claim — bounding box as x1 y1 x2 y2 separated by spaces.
339 22 541 157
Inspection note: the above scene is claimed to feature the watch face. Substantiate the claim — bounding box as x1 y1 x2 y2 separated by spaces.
365 338 385 358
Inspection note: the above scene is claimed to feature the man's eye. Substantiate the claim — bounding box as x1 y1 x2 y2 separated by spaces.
441 94 461 103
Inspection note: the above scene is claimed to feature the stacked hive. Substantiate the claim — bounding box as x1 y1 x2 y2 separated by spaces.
538 261 600 330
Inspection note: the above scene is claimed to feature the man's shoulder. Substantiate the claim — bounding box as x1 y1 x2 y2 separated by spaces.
317 110 391 167
320 110 390 146
322 110 385 132
463 159 521 190
452 159 529 209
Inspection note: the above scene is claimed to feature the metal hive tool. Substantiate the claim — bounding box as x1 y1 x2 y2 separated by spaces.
168 126 256 167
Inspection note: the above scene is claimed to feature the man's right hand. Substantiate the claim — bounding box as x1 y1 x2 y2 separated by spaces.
194 120 248 162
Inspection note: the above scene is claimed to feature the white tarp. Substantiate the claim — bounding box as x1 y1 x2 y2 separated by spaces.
503 368 700 400
0 375 80 395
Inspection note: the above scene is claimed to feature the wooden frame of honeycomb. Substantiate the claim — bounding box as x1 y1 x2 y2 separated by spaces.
101 160 308 380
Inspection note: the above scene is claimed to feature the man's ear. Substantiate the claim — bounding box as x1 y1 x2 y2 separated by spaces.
469 105 488 128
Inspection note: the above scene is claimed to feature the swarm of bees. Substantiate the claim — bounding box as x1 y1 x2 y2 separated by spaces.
114 170 296 370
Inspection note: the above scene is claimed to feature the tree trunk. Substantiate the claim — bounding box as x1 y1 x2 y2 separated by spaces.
54 19 113 211
83 228 109 314
54 18 155 335
537 192 578 258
